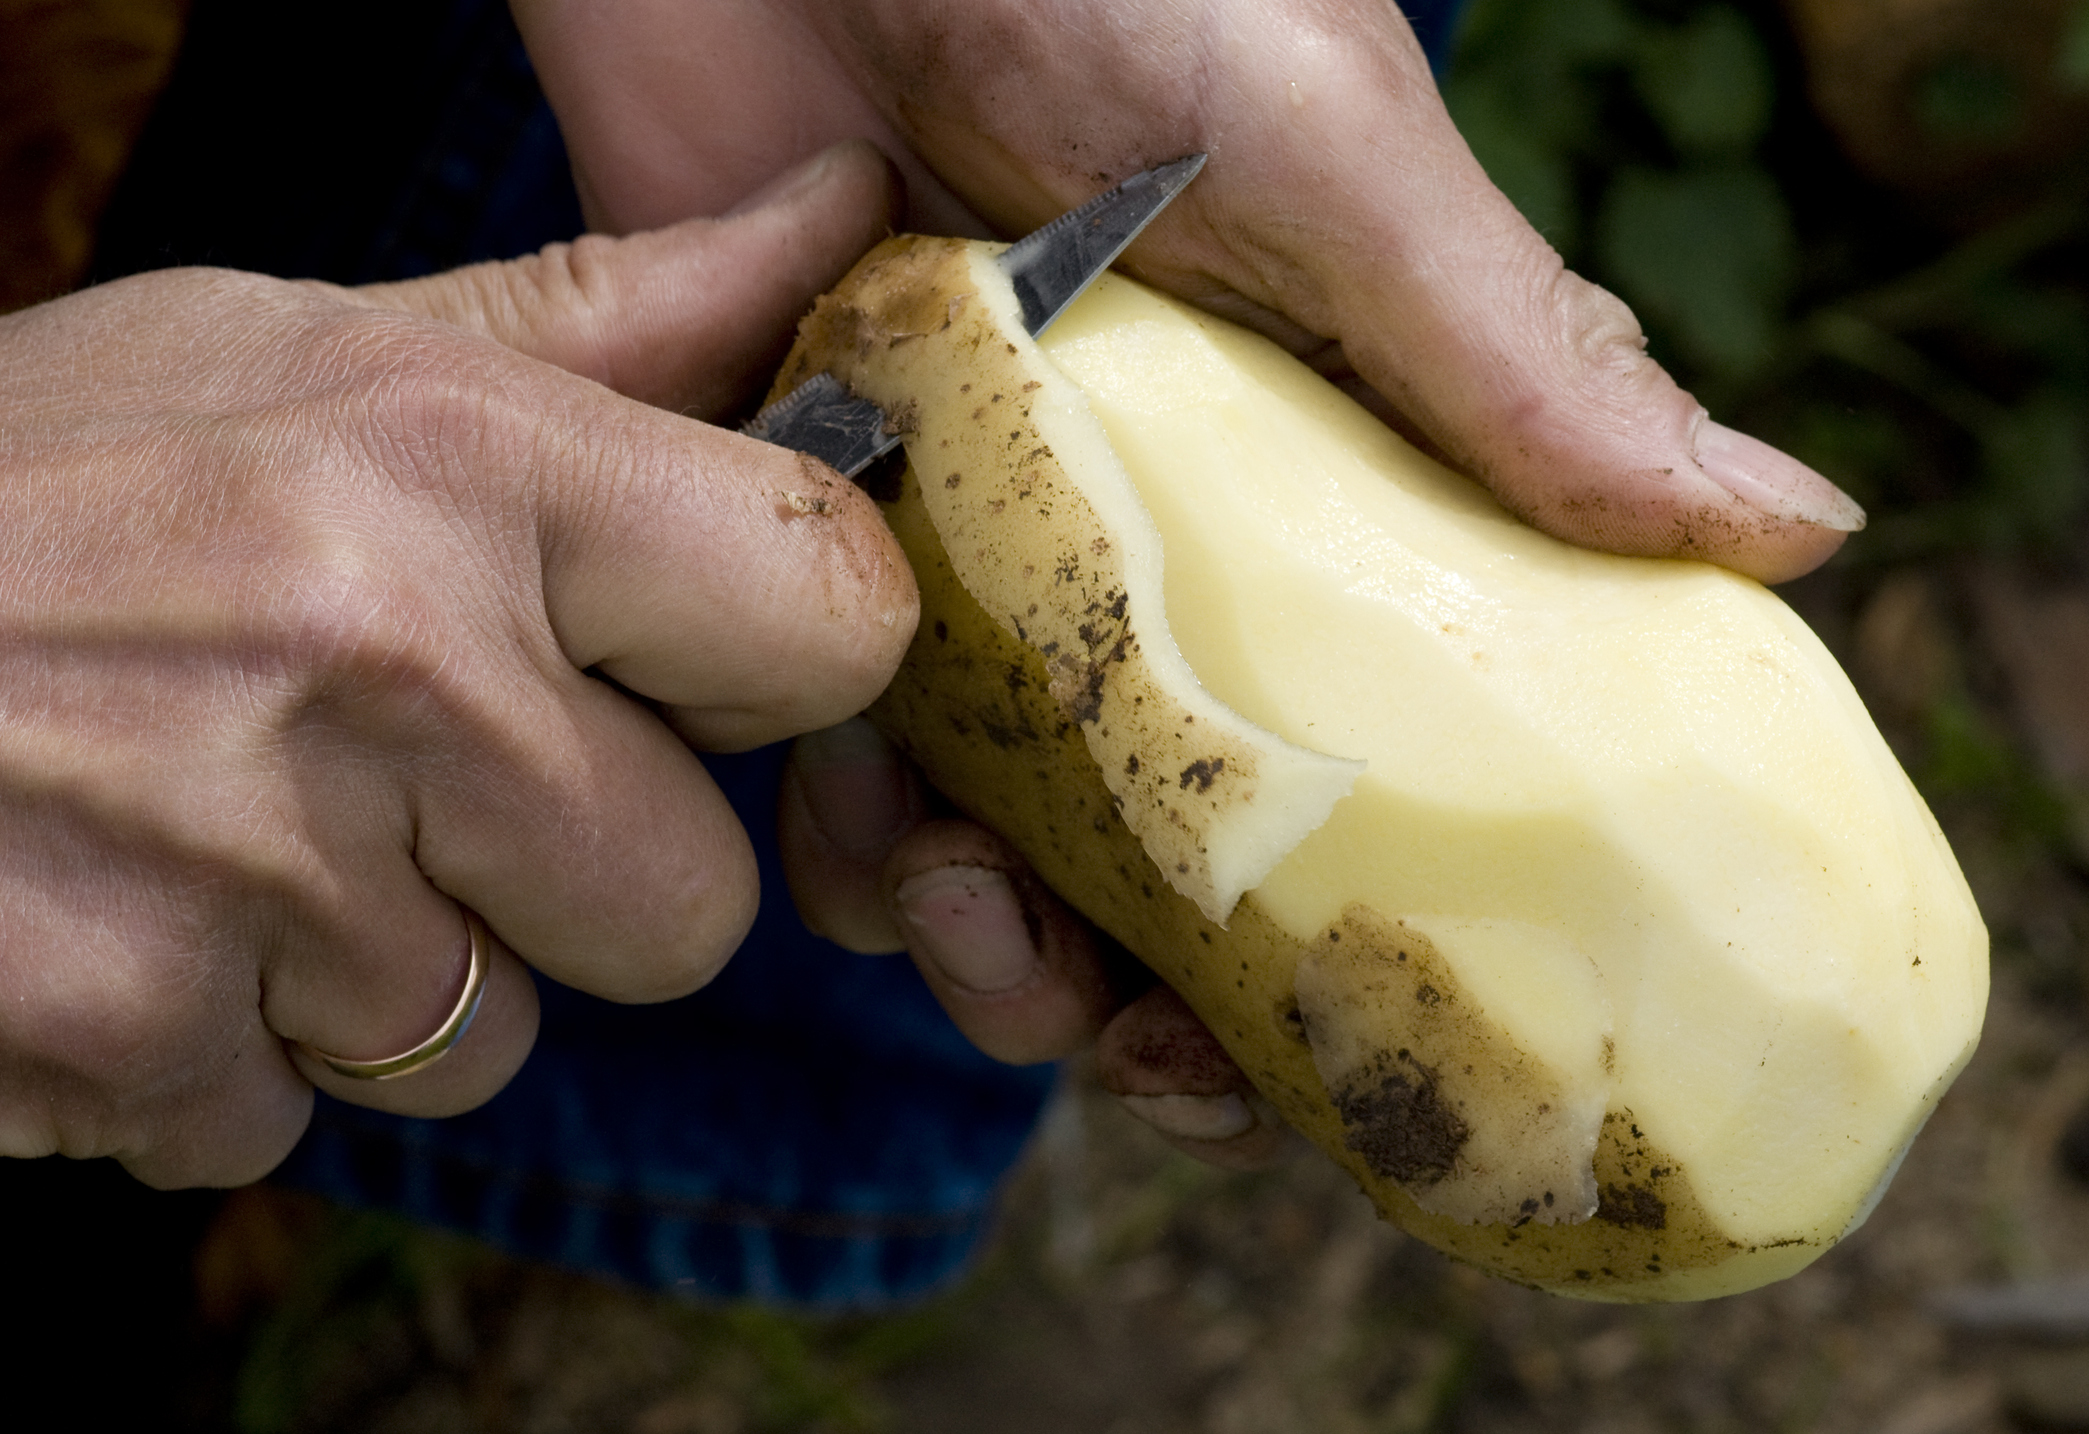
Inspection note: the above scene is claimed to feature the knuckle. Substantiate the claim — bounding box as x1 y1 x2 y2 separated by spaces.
663 877 762 998
530 232 622 311
0 926 245 1160
273 303 537 504
1548 267 1649 370
266 540 452 705
355 342 526 490
180 516 479 755
1478 260 1688 483
625 861 760 1003
1504 263 1655 430
205 470 503 731
456 233 628 375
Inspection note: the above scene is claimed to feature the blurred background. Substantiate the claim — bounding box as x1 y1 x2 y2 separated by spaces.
5 0 2089 1428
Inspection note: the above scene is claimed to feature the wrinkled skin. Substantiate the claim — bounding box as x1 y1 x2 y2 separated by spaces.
3 1 1872 1187
513 0 1866 1166
0 152 916 1185
515 0 1863 578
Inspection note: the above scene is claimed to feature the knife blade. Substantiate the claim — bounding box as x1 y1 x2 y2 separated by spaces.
742 154 1206 480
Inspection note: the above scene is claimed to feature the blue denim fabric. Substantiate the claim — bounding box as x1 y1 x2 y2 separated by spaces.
94 0 1468 1309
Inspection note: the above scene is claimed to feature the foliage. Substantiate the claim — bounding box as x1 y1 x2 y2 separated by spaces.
1445 0 2089 564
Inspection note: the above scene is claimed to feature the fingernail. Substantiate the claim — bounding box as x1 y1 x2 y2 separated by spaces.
1117 1092 1256 1143
894 865 1037 994
1695 420 1867 532
794 718 913 861
726 145 840 216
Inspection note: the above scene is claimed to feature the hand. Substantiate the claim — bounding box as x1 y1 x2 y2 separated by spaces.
777 718 1296 1171
508 0 1866 1169
513 0 1865 585
0 146 913 1186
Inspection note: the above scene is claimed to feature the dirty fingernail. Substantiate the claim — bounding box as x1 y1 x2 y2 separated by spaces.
1117 1092 1256 1143
895 865 1036 994
794 718 913 861
1696 419 1866 532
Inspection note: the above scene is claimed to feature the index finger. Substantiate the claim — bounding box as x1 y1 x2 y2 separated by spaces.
342 142 919 747
529 387 918 749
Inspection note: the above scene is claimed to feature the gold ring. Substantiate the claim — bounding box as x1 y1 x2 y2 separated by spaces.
299 908 491 1080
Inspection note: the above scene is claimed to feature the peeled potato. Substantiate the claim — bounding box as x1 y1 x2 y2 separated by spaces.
769 236 1988 1300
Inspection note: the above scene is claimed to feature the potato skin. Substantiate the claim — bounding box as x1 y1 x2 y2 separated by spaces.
772 235 1358 923
865 452 1824 1300
775 235 1888 1300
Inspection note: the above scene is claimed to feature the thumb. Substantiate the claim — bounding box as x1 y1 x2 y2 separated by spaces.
1243 64 1860 585
1083 10 1860 585
347 139 902 417
1315 171 1863 585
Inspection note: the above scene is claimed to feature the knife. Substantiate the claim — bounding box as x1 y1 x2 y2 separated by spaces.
743 154 1207 480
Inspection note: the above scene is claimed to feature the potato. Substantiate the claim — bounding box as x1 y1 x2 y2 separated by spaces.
770 236 1988 1300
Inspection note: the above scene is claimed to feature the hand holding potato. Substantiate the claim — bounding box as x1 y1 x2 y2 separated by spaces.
513 0 1864 584
509 0 1869 1169
772 241 1982 1295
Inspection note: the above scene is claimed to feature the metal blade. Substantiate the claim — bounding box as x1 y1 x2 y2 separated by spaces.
744 153 1206 478
740 371 902 478
998 153 1206 338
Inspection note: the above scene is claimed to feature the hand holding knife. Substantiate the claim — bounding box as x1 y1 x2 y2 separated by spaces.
744 154 1207 479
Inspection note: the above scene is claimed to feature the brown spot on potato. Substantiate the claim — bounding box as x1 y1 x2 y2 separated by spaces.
881 397 919 436
1595 1183 1668 1230
1279 999 1309 1044
811 240 1786 1292
1330 1051 1471 1186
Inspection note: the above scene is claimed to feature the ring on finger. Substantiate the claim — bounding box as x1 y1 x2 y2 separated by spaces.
298 908 491 1081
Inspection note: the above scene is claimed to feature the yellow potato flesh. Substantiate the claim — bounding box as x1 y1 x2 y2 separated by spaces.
774 237 1988 1299
1041 282 1986 1257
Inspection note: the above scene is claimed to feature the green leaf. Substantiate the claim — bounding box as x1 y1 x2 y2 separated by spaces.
1918 693 2072 848
2059 0 2089 91
1788 402 1905 509
1595 165 1795 377
1979 387 2089 541
1633 6 1776 156
1455 0 1638 69
1958 279 2089 381
1913 52 2026 144
1448 0 1640 155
